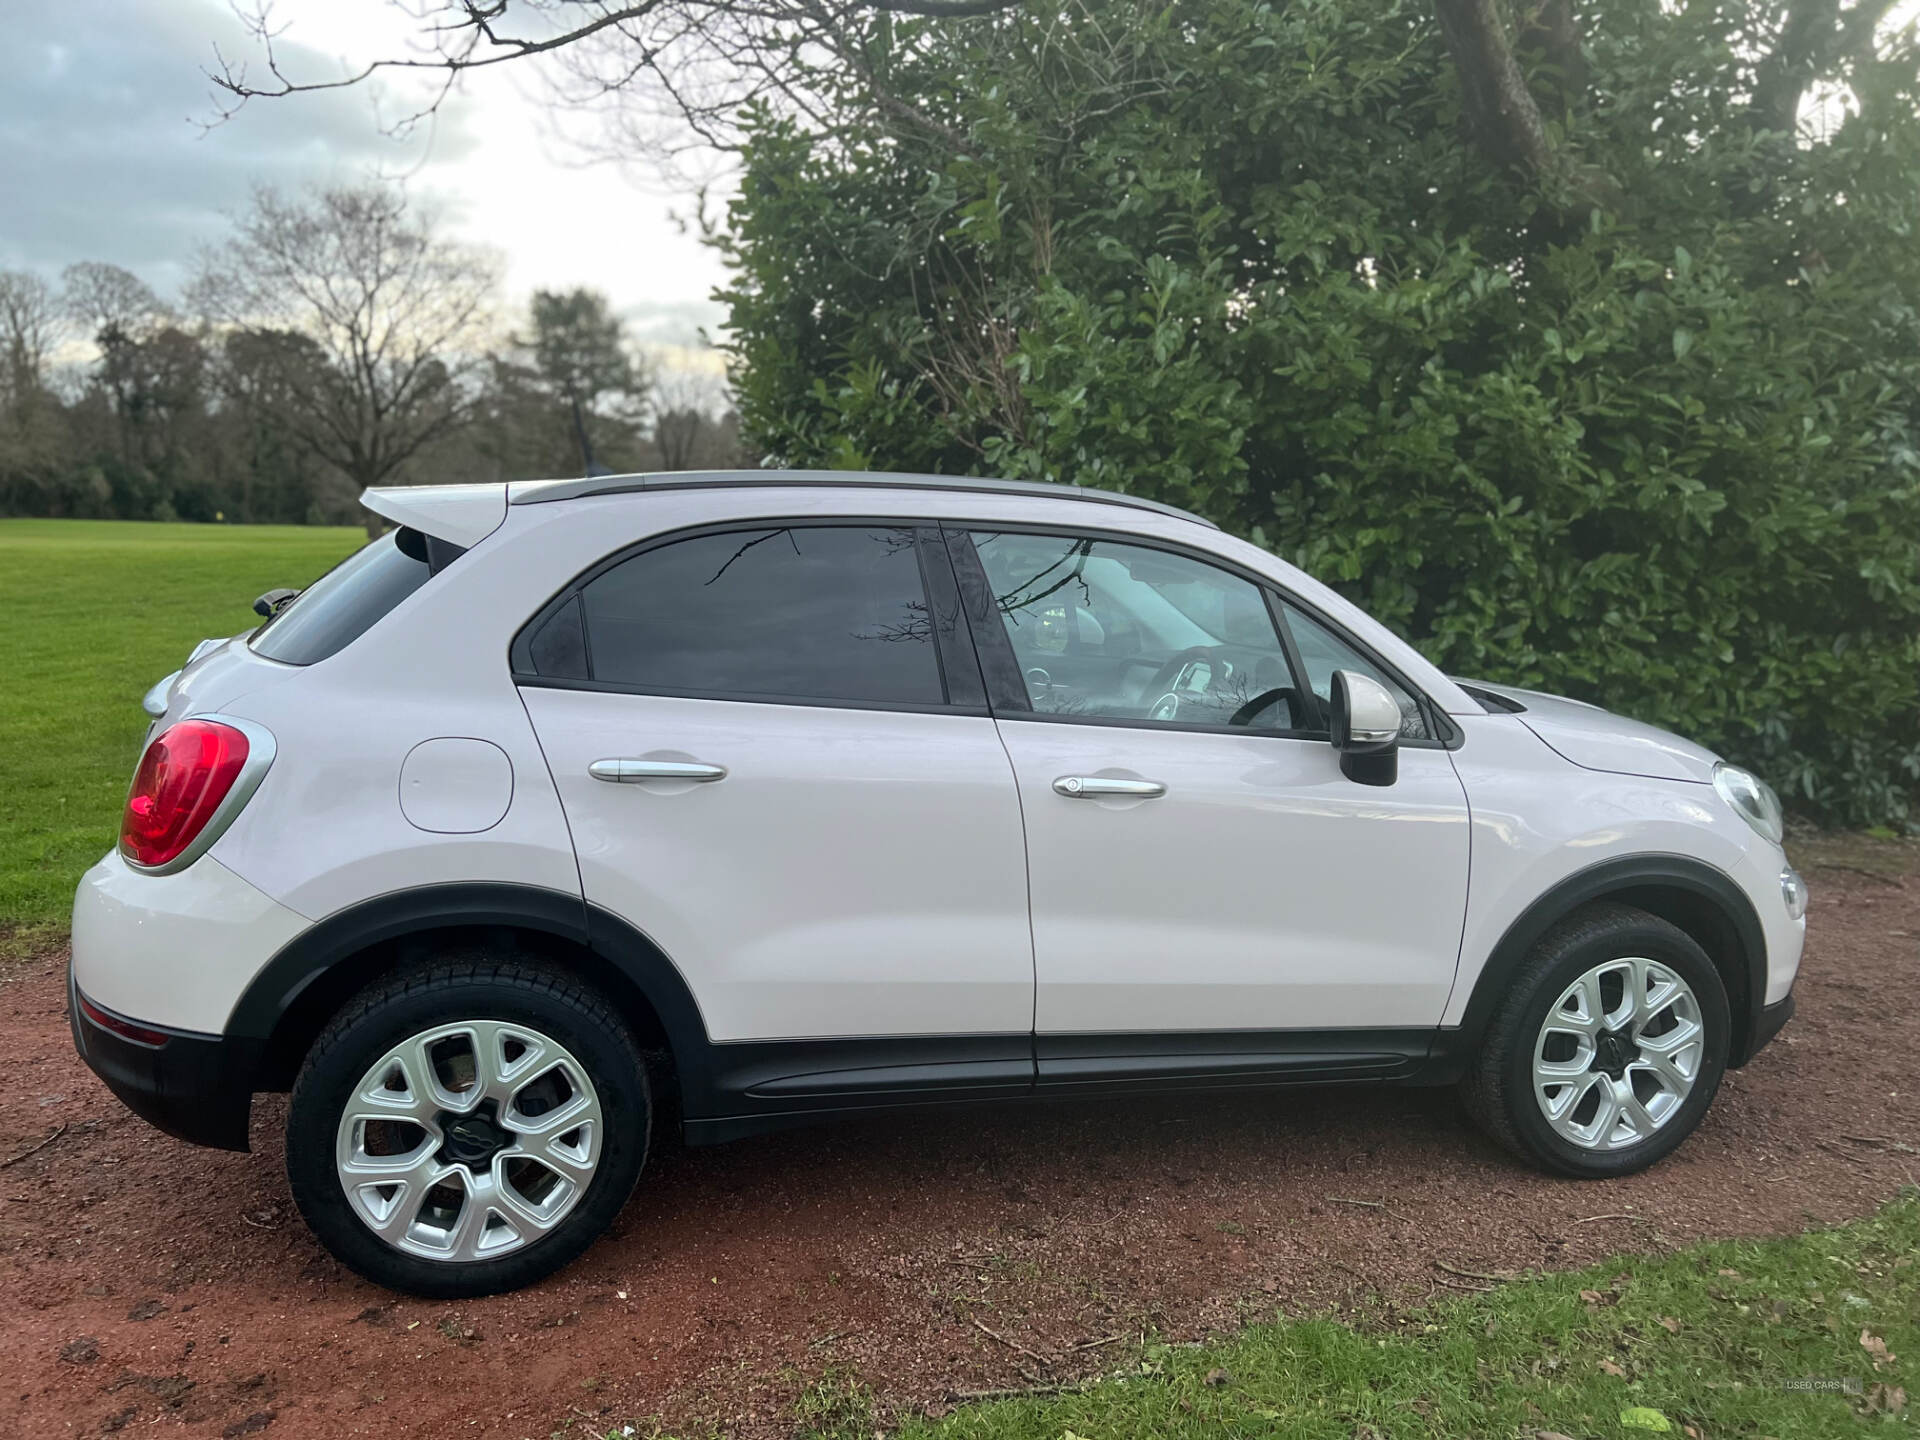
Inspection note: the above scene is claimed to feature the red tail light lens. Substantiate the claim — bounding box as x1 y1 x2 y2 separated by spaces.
120 720 251 868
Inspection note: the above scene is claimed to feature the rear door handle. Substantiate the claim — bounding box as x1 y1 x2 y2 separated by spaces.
1053 776 1166 799
589 759 728 783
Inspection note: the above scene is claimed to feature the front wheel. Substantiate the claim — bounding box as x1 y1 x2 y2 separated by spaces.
1461 903 1730 1178
286 957 649 1297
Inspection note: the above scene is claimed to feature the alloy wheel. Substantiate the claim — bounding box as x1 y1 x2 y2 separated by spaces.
1531 956 1705 1152
333 1020 603 1262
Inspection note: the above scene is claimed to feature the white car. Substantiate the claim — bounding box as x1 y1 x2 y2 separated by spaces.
71 472 1804 1296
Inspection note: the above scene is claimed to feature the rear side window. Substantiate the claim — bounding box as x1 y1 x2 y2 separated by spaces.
566 525 945 707
250 531 432 666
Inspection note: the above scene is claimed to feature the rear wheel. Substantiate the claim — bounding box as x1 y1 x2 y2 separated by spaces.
1461 904 1730 1178
287 957 648 1297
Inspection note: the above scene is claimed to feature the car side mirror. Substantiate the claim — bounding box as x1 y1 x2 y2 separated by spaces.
253 588 299 618
1329 669 1400 786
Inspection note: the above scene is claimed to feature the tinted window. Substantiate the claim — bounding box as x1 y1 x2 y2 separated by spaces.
250 531 432 666
971 531 1303 729
1279 601 1430 740
578 526 944 706
526 596 589 681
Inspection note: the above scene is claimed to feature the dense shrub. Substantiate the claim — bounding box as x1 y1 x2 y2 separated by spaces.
718 0 1920 827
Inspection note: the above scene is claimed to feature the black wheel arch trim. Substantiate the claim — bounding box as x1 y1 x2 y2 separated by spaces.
225 882 723 1102
1433 852 1772 1079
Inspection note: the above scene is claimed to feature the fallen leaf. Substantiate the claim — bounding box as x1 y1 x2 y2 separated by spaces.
1203 1367 1231 1387
1717 1268 1741 1279
1533 1431 1577 1440
1865 1384 1907 1416
1862 1329 1897 1371
1599 1359 1628 1378
1656 1315 1681 1334
1620 1406 1672 1432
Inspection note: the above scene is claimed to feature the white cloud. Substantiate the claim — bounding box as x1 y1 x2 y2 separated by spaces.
0 0 728 347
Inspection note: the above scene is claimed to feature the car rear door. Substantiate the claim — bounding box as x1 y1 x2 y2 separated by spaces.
515 521 1035 1064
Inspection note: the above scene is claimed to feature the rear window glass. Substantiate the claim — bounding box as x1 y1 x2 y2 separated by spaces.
575 525 945 706
249 531 432 666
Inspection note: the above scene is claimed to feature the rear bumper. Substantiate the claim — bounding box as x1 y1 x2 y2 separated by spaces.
69 968 256 1151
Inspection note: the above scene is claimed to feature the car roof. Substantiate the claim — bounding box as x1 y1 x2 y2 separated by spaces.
507 470 1219 529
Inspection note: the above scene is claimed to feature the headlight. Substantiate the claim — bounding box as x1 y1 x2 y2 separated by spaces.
1713 763 1784 845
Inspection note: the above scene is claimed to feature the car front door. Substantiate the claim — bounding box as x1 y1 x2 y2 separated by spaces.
952 526 1471 1087
515 522 1034 1079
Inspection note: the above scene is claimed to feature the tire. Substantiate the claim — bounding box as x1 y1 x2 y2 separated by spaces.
1460 903 1730 1178
287 955 649 1297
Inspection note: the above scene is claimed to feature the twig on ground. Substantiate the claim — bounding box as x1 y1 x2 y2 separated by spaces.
1434 1259 1510 1283
1326 1196 1389 1211
949 1381 1082 1400
972 1317 1055 1369
1 1123 67 1169
1432 1275 1497 1293
1842 1135 1916 1153
1575 1213 1652 1224
1066 1333 1122 1351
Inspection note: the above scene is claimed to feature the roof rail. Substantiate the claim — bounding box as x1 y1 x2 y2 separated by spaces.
508 469 1218 529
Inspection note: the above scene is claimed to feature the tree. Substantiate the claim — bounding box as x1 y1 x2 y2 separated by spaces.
648 361 741 470
206 0 1904 198
0 270 62 395
0 271 75 517
711 0 1920 828
516 288 647 473
192 184 500 534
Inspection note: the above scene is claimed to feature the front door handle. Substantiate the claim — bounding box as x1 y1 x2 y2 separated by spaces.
589 759 728 783
1053 776 1167 799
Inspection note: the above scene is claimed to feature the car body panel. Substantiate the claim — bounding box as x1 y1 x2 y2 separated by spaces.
72 850 310 1033
1462 679 1721 784
994 719 1472 1033
1440 713 1803 1026
518 687 1035 1041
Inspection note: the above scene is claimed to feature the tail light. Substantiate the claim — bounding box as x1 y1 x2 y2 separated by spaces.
120 718 268 870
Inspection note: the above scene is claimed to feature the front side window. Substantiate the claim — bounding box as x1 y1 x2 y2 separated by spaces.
573 525 945 707
1279 601 1430 740
969 531 1303 729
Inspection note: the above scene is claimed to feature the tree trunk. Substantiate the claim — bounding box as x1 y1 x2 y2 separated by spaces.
1431 0 1556 178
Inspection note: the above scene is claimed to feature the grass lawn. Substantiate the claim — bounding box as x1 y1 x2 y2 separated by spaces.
0 518 362 945
762 1196 1917 1440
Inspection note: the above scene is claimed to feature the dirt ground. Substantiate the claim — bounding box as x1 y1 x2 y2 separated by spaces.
4 840 1917 1440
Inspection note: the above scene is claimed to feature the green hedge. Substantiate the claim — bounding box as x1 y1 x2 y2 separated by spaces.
718 0 1920 827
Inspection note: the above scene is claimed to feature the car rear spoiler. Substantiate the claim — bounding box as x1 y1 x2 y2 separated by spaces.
360 483 510 549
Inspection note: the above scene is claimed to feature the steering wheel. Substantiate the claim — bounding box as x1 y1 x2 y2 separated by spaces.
1134 647 1224 709
1226 686 1304 728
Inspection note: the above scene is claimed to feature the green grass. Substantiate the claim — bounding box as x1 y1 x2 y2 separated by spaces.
0 519 362 945
738 1197 1918 1440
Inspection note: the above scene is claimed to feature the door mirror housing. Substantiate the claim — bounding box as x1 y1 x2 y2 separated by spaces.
1329 669 1400 786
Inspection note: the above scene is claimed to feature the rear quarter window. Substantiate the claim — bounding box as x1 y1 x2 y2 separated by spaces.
249 530 434 666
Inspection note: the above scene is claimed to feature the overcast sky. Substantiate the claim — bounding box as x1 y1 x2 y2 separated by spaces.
0 0 729 350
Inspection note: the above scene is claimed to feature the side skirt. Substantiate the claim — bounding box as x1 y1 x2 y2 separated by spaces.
682 1028 1438 1146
